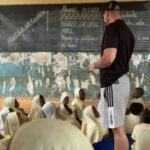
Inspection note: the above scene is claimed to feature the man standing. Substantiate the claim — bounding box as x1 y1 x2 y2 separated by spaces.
89 1 135 150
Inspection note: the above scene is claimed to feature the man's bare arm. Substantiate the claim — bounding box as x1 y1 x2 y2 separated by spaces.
89 48 117 69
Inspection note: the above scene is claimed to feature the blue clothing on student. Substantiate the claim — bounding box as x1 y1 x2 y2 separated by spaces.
93 135 134 150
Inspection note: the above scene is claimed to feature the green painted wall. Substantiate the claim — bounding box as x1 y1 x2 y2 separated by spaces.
0 52 149 101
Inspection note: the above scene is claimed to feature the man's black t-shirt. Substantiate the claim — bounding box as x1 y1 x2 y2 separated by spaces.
100 19 135 87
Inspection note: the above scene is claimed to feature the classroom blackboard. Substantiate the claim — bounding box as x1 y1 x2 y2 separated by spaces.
0 1 149 52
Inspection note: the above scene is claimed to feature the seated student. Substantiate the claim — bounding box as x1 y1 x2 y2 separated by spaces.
131 109 150 150
125 103 144 134
42 101 56 119
28 94 45 120
0 107 13 135
56 92 80 128
3 97 28 121
0 133 11 150
130 87 145 105
4 97 20 111
4 112 24 137
71 88 86 124
4 97 20 112
9 119 94 150
81 105 108 144
57 92 73 119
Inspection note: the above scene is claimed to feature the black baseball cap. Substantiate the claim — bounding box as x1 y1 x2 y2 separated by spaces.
102 1 121 14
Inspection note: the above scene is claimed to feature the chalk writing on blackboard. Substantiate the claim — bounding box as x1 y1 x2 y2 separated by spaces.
7 10 48 45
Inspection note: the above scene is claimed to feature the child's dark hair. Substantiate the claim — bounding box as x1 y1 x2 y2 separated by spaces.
132 87 144 98
136 87 144 96
140 109 150 124
129 103 144 115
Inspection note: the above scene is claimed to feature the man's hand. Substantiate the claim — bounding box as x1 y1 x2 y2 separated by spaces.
89 63 96 70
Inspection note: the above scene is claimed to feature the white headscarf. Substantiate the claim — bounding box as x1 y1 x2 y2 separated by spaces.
28 95 43 120
42 102 56 119
81 105 108 144
71 88 85 120
3 97 28 122
58 92 72 120
60 92 70 103
57 92 80 128
4 97 16 110
0 135 11 150
0 108 10 135
9 119 94 150
71 88 84 110
4 112 20 137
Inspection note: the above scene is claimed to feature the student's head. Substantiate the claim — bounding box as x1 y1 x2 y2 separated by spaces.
140 109 150 124
9 119 93 150
63 96 69 105
32 95 45 108
129 103 144 115
102 1 121 25
60 92 70 105
132 87 144 99
4 97 18 110
83 105 100 120
79 88 85 101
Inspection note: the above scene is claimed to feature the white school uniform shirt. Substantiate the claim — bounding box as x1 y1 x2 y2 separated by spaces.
0 107 10 134
4 112 20 137
124 113 141 134
130 97 144 105
9 119 94 150
0 135 11 150
132 123 150 150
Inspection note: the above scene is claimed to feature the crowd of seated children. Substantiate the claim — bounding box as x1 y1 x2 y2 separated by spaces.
0 87 149 150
